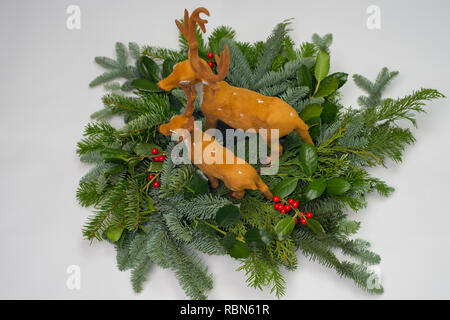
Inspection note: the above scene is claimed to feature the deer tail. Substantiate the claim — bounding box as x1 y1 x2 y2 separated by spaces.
255 175 273 200
295 118 314 145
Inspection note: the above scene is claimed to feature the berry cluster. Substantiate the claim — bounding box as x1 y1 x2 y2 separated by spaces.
272 195 313 225
207 52 214 68
151 148 165 162
147 174 160 188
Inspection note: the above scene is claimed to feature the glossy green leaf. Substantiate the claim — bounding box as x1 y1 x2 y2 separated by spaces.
221 232 237 251
137 56 159 82
272 177 299 199
326 178 351 195
314 77 339 98
134 143 161 156
107 224 125 242
127 159 141 174
274 217 296 241
327 72 348 89
184 172 209 200
304 178 327 201
100 148 132 162
131 79 159 92
162 59 176 78
244 228 273 247
321 101 339 124
297 64 313 92
105 164 125 177
149 161 163 172
216 204 240 227
314 51 330 83
229 241 250 259
300 103 323 121
306 218 325 235
299 143 318 176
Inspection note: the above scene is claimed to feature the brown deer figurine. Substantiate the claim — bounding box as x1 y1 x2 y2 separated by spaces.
158 7 314 159
159 84 273 200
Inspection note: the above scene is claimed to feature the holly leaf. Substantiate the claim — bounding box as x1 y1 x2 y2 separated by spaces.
304 178 327 201
137 56 159 82
162 59 176 78
299 143 318 176
272 177 299 199
306 218 325 235
134 143 161 156
321 101 339 124
216 204 240 227
127 159 141 174
244 228 273 247
221 232 237 251
100 148 132 162
326 178 351 195
327 72 348 89
297 64 313 92
229 241 250 259
131 79 159 92
314 51 330 83
300 103 323 122
274 217 296 241
107 224 125 242
314 77 339 98
184 172 209 200
149 161 163 172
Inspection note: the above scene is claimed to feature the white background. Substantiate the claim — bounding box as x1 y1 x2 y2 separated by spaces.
0 0 449 299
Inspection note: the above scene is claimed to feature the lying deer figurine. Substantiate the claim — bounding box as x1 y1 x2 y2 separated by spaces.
158 7 314 158
159 84 273 200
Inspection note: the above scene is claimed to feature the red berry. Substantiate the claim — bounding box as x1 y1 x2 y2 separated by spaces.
152 181 160 188
280 209 286 214
284 204 291 212
151 148 159 155
306 212 313 219
159 155 166 162
272 196 280 203
300 217 307 225
292 201 299 208
294 217 298 225
288 198 294 204
274 203 279 210
154 156 160 162
276 203 283 210
147 174 154 180
208 61 214 68
207 52 214 59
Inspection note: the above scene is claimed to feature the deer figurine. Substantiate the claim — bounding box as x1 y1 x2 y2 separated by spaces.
159 84 273 200
157 7 314 159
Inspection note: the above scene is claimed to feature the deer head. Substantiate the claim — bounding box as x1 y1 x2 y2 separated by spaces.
159 84 196 140
157 7 230 94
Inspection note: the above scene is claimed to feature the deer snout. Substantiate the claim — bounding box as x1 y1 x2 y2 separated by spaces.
158 124 170 136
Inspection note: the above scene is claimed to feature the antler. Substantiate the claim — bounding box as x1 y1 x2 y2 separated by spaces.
175 8 230 92
180 84 196 117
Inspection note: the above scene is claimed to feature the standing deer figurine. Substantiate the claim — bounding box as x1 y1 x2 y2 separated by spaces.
159 84 273 200
158 7 314 159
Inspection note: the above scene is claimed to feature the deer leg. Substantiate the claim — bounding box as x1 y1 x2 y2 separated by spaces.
204 116 218 131
260 131 283 164
205 174 219 189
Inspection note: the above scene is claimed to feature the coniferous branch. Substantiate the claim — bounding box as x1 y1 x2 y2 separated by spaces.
253 20 292 81
311 33 333 52
208 25 236 54
353 67 399 108
90 42 140 89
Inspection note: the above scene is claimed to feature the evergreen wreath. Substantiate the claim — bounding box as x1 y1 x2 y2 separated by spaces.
76 9 444 299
